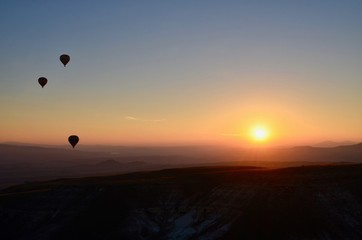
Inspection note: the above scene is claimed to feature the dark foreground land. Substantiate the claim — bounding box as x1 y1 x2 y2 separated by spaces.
1 164 362 240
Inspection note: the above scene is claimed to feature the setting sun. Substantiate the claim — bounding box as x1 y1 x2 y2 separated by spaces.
251 127 269 142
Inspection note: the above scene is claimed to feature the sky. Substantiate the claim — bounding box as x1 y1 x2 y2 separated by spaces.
0 0 362 146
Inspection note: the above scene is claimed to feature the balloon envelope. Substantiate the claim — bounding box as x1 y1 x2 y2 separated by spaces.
68 135 79 148
38 77 47 88
60 54 70 67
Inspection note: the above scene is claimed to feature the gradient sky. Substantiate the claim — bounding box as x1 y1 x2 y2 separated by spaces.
1 0 361 146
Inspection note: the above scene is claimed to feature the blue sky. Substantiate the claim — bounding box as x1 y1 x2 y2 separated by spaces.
1 0 362 145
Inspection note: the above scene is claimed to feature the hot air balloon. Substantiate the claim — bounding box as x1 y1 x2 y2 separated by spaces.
38 77 47 88
60 54 70 67
68 135 79 148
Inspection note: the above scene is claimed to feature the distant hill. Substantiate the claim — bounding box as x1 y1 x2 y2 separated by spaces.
1 143 362 188
313 140 358 148
1 164 361 240
0 144 107 164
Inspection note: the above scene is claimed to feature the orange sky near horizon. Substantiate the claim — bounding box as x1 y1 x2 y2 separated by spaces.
1 93 360 147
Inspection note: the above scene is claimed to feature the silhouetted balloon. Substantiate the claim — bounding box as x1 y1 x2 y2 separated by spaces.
38 77 47 88
68 135 79 148
60 54 70 67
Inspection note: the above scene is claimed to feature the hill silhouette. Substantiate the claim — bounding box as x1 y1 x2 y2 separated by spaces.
1 164 362 239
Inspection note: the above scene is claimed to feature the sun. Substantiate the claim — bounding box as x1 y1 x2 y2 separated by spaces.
251 126 269 142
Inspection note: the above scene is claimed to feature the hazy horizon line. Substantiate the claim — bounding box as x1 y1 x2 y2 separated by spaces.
2 140 360 149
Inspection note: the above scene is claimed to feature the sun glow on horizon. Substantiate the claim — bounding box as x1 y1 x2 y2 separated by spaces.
251 126 269 142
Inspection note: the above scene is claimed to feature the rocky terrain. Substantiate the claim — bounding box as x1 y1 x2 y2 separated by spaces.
1 164 362 239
